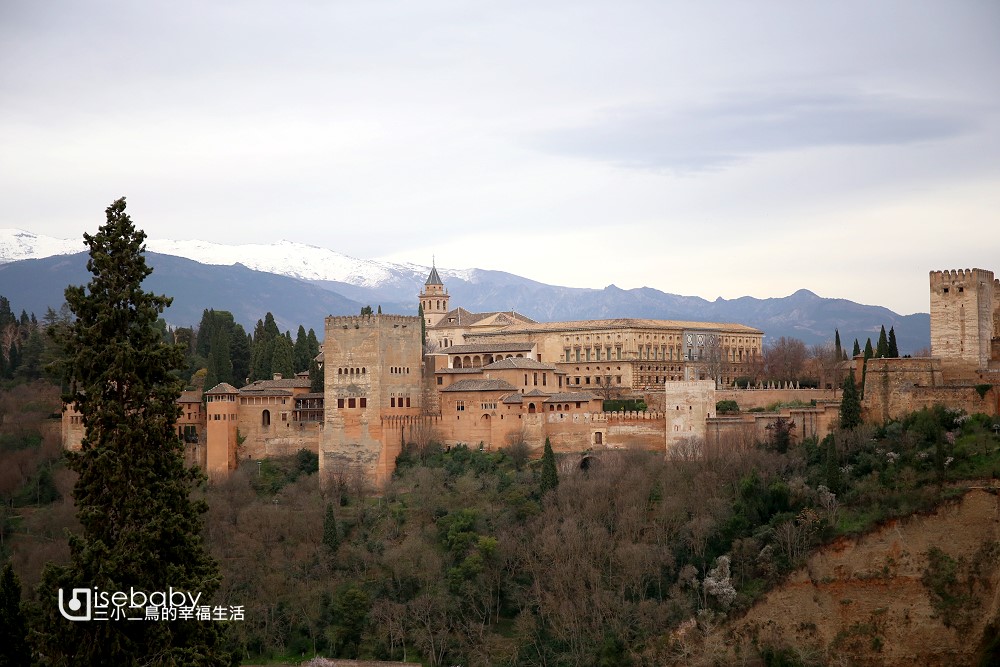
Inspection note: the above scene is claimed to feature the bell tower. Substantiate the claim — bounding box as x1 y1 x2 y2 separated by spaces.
419 260 449 328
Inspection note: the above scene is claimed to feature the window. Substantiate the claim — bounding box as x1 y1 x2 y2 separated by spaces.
437 377 443 385
390 397 396 407
262 410 271 427
348 398 356 408
360 398 367 408
456 400 465 411
337 398 344 409
406 397 411 407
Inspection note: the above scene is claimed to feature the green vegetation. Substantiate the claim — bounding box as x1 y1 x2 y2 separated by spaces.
35 199 229 664
716 399 740 414
602 398 647 412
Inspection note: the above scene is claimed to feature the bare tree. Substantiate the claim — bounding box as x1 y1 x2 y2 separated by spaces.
763 336 808 384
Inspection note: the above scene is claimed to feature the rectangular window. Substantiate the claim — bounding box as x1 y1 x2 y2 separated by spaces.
348 398 356 408
565 349 571 362
359 398 367 408
586 348 591 361
615 346 621 360
337 398 344 409
457 401 465 411
437 377 443 385
533 372 538 386
406 397 411 407
575 349 581 362
543 373 547 386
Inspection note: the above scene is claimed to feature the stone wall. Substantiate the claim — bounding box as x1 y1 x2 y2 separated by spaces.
862 357 999 421
929 268 997 373
716 388 839 411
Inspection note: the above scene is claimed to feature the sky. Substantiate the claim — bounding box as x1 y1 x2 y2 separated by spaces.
1 1 998 316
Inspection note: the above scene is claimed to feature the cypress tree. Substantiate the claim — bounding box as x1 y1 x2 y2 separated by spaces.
0 561 30 667
876 325 889 358
229 325 251 387
306 328 320 359
309 358 324 393
418 304 426 347
540 438 558 493
824 438 842 495
37 198 227 664
834 329 842 361
852 339 861 358
323 503 339 556
271 334 295 379
861 338 874 399
293 325 311 373
888 327 899 358
839 371 862 430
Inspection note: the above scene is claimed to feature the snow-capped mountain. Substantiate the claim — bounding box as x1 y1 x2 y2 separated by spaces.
0 229 84 263
0 229 466 288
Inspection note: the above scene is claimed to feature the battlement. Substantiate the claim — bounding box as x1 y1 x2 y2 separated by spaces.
325 313 419 328
929 268 995 288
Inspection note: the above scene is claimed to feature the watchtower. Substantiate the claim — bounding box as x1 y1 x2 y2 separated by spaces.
929 269 997 374
321 313 423 487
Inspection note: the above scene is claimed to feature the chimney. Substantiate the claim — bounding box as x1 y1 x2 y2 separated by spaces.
273 373 282 381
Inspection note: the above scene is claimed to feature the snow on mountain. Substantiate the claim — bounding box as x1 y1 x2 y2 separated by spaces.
0 229 458 289
0 229 84 262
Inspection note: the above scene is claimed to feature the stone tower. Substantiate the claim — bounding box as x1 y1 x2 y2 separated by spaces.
205 382 240 479
419 262 449 328
320 313 424 488
929 268 998 373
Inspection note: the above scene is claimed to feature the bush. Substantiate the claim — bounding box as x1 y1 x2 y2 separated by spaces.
716 400 740 415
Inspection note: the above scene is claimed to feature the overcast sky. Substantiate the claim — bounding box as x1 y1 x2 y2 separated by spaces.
2 1 997 315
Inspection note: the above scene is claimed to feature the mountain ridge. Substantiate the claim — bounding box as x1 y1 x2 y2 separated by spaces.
0 229 930 352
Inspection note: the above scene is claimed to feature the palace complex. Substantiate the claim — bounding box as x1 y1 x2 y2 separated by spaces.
62 265 1000 488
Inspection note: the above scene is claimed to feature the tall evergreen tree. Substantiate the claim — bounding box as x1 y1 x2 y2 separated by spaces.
875 325 889 358
0 561 30 667
229 325 251 387
839 371 862 430
293 325 311 373
271 334 295 379
852 339 861 357
834 329 842 361
38 198 227 664
418 304 426 347
861 338 874 399
309 358 324 393
306 328 320 359
540 438 558 494
887 327 899 358
323 503 339 557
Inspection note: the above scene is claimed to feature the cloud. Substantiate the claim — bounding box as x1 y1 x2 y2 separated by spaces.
532 92 975 171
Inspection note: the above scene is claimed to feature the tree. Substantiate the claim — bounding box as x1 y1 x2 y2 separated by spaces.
323 502 339 561
38 198 228 664
540 438 558 494
418 303 426 347
309 357 324 393
360 305 373 316
839 371 862 430
834 329 842 361
0 561 30 667
888 327 899 358
852 339 861 358
763 336 808 383
861 338 874 398
876 325 889 358
271 333 295 379
293 325 311 373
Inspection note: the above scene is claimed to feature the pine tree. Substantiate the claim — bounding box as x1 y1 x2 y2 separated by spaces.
0 561 30 667
839 371 862 430
887 327 899 358
38 198 228 664
540 438 558 494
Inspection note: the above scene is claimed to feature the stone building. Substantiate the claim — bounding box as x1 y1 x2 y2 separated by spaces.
861 267 1000 421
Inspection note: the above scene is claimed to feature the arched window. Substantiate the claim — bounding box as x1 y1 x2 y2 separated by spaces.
528 403 536 414
262 409 271 427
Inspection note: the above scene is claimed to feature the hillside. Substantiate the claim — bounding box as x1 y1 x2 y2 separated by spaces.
702 488 1000 666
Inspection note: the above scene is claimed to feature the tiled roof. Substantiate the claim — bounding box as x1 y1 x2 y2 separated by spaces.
502 394 523 404
523 389 548 397
425 265 443 286
205 382 240 395
295 392 325 400
437 367 484 374
430 308 537 329
544 392 600 402
468 318 762 335
178 390 203 403
240 377 311 391
441 342 536 354
482 358 558 371
441 379 517 392
241 388 293 396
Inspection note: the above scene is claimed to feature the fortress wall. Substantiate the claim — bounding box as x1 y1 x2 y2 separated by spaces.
716 388 838 410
